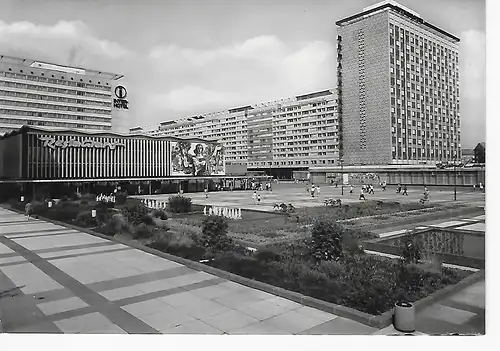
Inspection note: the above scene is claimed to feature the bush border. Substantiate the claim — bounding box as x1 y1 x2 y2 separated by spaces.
0 204 484 330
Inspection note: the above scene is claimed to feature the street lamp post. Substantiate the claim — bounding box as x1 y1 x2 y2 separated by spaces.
340 159 344 196
453 155 457 201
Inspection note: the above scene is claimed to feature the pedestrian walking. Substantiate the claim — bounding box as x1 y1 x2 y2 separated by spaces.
397 183 402 194
402 185 408 196
368 185 374 195
252 191 257 205
349 185 354 194
359 188 366 201
382 181 387 191
25 201 33 219
311 184 316 197
204 187 209 198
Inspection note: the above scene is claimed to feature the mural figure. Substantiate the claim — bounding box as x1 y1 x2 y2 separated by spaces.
171 141 224 176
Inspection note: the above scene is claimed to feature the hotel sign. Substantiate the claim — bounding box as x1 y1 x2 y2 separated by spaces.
114 85 129 109
38 136 126 150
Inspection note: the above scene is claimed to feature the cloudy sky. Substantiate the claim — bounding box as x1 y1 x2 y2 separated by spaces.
0 0 485 147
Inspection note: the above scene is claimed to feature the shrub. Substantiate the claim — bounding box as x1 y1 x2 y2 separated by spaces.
254 248 282 263
75 211 98 227
307 218 345 262
122 199 149 224
201 215 232 252
133 223 155 239
99 213 129 236
154 218 170 231
31 201 49 216
152 209 169 220
81 193 96 202
168 195 192 213
47 202 80 222
400 233 422 264
210 252 273 281
96 201 115 210
140 214 155 226
9 199 25 211
148 240 206 261
115 191 128 205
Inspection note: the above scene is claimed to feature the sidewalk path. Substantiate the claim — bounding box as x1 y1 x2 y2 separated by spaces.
0 207 377 335
415 279 485 335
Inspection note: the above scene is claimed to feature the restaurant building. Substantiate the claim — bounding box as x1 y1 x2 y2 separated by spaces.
0 126 260 200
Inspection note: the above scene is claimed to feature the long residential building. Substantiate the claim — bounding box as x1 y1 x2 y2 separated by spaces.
0 54 129 135
336 0 461 166
133 89 339 178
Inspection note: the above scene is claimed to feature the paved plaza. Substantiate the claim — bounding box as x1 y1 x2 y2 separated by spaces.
0 207 379 335
136 184 486 212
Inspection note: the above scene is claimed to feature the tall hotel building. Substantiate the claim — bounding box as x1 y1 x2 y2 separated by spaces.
0 54 128 135
133 89 339 178
336 0 460 166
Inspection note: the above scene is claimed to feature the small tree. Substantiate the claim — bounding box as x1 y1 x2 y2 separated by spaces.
400 232 422 264
122 199 149 225
201 215 232 252
308 218 344 262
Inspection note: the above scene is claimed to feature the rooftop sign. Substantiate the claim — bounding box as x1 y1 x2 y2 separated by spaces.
30 62 86 75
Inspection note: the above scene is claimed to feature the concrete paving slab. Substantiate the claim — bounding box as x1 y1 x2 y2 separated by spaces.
430 220 469 228
418 304 477 325
121 297 173 318
0 255 26 265
84 324 127 334
233 298 300 320
0 242 15 254
137 307 196 332
230 321 291 335
449 292 485 309
99 285 148 301
161 319 224 334
299 316 378 335
54 312 115 334
200 309 259 333
294 306 339 323
1 262 63 294
458 223 486 232
255 309 329 334
37 296 89 315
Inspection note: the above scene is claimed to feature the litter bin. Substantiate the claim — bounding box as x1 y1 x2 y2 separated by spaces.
394 301 415 332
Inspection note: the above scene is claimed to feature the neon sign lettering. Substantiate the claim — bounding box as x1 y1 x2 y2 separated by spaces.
38 136 126 150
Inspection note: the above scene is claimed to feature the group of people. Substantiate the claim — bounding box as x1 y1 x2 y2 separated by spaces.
249 181 267 191
396 184 409 196
348 184 374 201
306 184 321 197
252 191 262 205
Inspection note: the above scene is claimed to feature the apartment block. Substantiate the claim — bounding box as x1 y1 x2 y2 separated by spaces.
336 0 460 166
134 89 339 177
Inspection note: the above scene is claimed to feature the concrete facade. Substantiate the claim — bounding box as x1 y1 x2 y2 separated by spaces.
337 1 461 166
337 11 392 165
0 55 124 135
